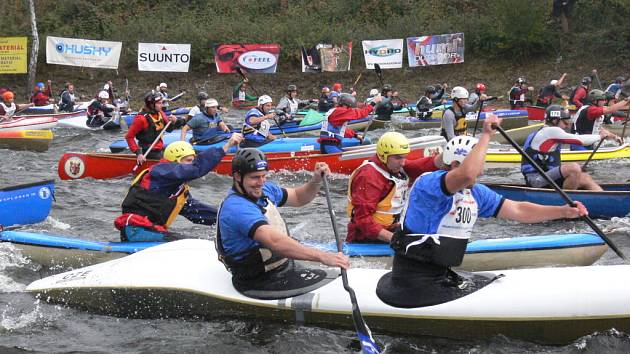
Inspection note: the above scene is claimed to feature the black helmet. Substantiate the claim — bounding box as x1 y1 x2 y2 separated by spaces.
382 84 393 92
615 76 626 84
232 148 268 176
588 89 606 102
544 104 570 123
337 93 357 108
425 85 436 94
581 76 592 85
286 84 297 92
605 91 616 100
144 91 162 107
197 91 209 101
517 77 527 84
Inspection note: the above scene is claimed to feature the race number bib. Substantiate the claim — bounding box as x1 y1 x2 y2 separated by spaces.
436 189 478 239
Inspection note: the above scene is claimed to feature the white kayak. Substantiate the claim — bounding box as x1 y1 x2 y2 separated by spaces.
57 112 123 130
27 239 630 344
0 117 58 132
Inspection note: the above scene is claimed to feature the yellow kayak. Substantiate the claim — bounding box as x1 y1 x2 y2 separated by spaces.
485 144 630 165
0 129 53 152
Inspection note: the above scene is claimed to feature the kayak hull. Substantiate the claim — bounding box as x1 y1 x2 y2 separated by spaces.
0 180 54 227
0 130 53 152
373 110 528 131
0 117 58 132
487 183 630 218
485 144 630 167
26 239 630 345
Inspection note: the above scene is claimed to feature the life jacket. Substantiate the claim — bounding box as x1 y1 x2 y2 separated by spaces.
573 105 603 135
569 86 588 106
318 94 333 112
520 128 561 176
120 167 190 228
286 96 299 114
0 102 16 118
86 100 103 119
136 112 167 150
319 108 348 142
347 160 409 227
509 86 525 107
440 107 467 139
193 112 222 141
242 108 271 138
215 193 289 280
374 98 395 120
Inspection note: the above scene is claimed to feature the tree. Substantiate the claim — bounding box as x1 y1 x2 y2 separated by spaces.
27 0 39 99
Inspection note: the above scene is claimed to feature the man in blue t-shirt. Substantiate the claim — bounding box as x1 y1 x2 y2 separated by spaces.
216 148 349 299
180 98 230 144
376 115 588 308
241 95 278 147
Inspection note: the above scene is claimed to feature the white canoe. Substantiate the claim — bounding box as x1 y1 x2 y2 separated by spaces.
27 239 630 344
57 113 122 130
0 117 58 132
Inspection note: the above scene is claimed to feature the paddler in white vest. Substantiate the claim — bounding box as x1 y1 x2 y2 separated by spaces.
346 132 444 243
275 84 314 118
0 91 33 122
571 89 627 150
241 95 278 148
216 148 349 300
114 134 243 242
376 115 588 309
440 86 486 141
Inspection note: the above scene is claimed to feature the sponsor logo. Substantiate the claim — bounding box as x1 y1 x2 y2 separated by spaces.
454 147 469 156
255 161 268 170
139 52 190 63
38 186 51 200
237 51 276 70
64 156 85 179
55 43 112 56
364 46 401 57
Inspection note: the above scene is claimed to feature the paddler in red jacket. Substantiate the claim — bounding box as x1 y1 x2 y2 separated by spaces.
30 81 53 106
318 93 382 153
346 132 444 243
114 134 243 242
126 92 184 165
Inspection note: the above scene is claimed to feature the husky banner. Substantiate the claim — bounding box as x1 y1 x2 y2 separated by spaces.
318 43 352 72
138 43 191 72
406 33 464 67
213 44 280 74
361 39 404 69
46 36 122 69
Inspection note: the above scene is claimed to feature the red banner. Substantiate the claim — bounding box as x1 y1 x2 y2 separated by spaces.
213 44 281 74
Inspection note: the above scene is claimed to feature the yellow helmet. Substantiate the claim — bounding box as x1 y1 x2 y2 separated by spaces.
377 132 410 164
164 141 196 162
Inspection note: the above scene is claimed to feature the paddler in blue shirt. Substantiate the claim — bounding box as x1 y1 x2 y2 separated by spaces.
215 148 349 300
376 115 588 309
114 134 243 242
241 95 278 148
180 98 231 144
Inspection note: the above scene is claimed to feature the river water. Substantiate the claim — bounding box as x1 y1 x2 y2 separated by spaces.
2 113 630 353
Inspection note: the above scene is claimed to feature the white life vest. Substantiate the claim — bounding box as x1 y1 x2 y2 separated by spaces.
287 97 299 114
320 108 348 140
238 90 246 101
0 102 16 118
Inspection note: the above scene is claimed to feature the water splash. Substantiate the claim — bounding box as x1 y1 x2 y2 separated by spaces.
44 216 71 231
0 243 34 293
0 300 44 331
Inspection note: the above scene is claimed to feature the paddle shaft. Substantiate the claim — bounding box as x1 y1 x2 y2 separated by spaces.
494 124 628 262
360 64 384 137
272 116 288 138
132 120 172 172
322 176 380 353
236 67 259 96
472 99 486 137
594 71 603 90
622 118 628 144
352 73 363 88
581 139 605 171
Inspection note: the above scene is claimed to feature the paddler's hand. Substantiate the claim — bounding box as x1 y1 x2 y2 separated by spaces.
356 134 366 144
220 106 229 113
484 114 502 135
312 162 331 183
168 115 178 124
320 252 350 270
563 201 588 219
225 133 243 150
136 153 146 165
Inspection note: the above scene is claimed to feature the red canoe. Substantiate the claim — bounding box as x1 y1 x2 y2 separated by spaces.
0 117 58 132
58 136 445 180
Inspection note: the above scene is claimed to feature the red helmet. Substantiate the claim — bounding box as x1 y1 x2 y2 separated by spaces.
332 83 342 92
475 83 486 93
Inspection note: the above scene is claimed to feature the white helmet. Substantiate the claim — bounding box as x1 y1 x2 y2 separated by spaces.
159 82 168 88
443 136 478 165
98 91 110 99
205 98 219 108
550 79 559 86
103 84 110 90
369 88 379 97
258 95 273 106
451 86 469 100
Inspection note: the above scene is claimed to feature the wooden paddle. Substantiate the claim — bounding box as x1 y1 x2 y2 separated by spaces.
322 175 381 354
361 64 384 137
581 139 605 171
235 66 259 96
493 124 629 262
132 120 172 172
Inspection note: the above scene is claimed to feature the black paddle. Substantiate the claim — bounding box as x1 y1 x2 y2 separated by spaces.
322 175 381 354
581 139 605 171
361 64 384 137
472 98 486 137
493 124 628 262
235 66 260 96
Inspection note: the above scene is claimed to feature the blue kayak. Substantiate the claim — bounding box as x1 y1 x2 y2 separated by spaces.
0 180 54 227
109 132 367 154
487 183 630 219
0 231 606 271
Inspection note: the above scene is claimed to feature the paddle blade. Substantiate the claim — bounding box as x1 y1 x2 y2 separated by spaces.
354 312 381 354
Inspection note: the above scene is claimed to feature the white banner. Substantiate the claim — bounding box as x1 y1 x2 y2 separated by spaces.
46 36 121 69
361 39 404 69
138 43 191 72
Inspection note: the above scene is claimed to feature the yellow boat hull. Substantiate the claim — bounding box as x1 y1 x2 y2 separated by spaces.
485 144 630 165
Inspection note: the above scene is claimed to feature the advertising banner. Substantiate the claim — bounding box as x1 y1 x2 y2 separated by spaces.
138 43 191 72
406 33 464 67
317 43 352 72
300 45 322 73
361 39 404 69
0 37 27 74
213 44 280 74
46 36 122 69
